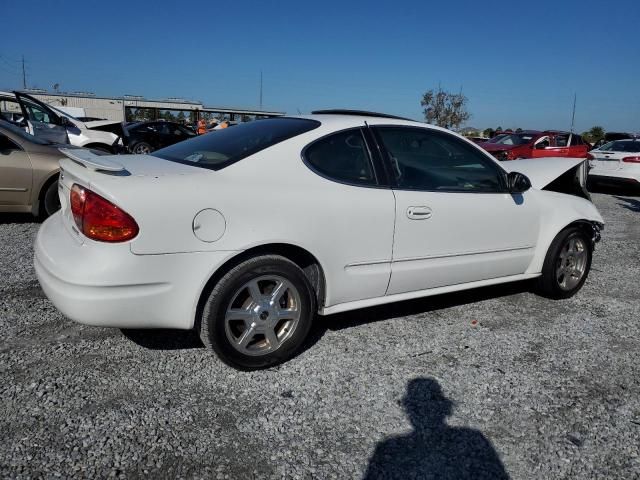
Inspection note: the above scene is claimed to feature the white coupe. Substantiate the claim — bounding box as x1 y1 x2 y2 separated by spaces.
35 111 604 369
588 139 640 188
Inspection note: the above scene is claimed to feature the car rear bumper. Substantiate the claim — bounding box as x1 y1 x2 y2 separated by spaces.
589 171 640 186
34 212 235 329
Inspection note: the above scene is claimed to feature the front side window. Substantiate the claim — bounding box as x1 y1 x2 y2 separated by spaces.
22 99 55 124
303 129 376 186
0 133 21 152
569 134 583 146
375 127 505 192
154 117 320 170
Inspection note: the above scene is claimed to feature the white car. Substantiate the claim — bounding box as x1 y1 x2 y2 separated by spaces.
0 91 124 153
588 139 640 188
34 111 604 369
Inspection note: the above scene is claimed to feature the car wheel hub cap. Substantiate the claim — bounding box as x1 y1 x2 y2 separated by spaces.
224 275 301 356
556 237 587 291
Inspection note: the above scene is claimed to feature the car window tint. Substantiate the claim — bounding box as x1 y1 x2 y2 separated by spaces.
304 129 376 186
154 117 320 170
22 100 54 124
375 127 504 192
156 123 170 135
555 134 569 147
608 140 640 152
569 134 583 146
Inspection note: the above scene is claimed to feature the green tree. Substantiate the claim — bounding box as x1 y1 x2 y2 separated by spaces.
483 128 494 138
587 126 605 144
515 127 522 133
420 87 470 129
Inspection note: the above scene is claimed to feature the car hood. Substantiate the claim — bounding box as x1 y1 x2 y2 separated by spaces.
82 119 122 129
502 157 586 189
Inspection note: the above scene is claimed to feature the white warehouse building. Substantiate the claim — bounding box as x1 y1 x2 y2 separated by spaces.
21 89 284 124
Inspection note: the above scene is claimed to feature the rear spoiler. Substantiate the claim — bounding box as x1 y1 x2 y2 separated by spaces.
58 148 127 173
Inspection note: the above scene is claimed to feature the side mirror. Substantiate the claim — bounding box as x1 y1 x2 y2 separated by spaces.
507 171 531 193
535 143 547 150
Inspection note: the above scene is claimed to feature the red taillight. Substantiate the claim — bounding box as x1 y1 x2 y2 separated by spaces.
622 156 640 163
69 184 139 242
586 153 595 160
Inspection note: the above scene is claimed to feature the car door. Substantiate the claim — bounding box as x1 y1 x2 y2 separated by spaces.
371 126 539 295
0 133 32 206
567 134 589 158
549 133 570 157
301 127 395 305
531 135 551 158
15 92 69 144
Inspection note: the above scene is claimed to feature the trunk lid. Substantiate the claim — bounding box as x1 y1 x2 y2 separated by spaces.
57 149 213 248
589 149 623 171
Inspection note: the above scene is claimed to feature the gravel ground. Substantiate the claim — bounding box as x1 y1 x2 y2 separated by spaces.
1 192 639 479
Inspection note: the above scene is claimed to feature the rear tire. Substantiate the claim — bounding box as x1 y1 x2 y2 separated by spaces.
199 255 315 370
40 179 61 218
536 227 592 299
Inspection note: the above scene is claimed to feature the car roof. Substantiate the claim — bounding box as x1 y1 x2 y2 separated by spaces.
292 113 431 130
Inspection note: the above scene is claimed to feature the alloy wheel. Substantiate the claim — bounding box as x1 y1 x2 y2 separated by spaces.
555 236 588 291
224 275 301 356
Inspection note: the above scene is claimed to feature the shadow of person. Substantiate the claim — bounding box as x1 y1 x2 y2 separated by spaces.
364 378 509 480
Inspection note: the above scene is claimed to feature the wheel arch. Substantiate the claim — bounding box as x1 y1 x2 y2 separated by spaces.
193 243 327 332
32 170 60 216
527 218 602 275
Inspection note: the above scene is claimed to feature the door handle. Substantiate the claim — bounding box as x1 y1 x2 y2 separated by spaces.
407 206 432 220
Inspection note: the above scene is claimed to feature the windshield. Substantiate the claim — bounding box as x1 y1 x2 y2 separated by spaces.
485 134 507 143
491 133 537 146
47 104 78 120
0 119 52 145
599 140 640 152
153 117 320 170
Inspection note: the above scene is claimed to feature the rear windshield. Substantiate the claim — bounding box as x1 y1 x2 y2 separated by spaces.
153 117 320 170
600 140 640 153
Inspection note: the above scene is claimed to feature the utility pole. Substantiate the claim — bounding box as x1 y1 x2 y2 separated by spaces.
259 70 263 110
570 93 577 133
21 55 26 89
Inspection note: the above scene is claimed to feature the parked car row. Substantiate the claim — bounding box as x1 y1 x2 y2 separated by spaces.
1 90 209 157
0 91 125 153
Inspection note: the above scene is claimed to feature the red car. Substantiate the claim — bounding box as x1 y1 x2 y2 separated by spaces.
480 130 589 160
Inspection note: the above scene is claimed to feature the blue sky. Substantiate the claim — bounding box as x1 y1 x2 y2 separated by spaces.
1 0 639 132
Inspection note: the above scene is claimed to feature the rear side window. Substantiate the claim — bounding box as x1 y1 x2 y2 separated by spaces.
569 134 583 146
555 134 569 147
303 129 376 186
154 118 320 170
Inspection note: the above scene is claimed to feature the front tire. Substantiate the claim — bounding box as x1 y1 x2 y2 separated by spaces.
536 227 592 299
199 255 315 370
